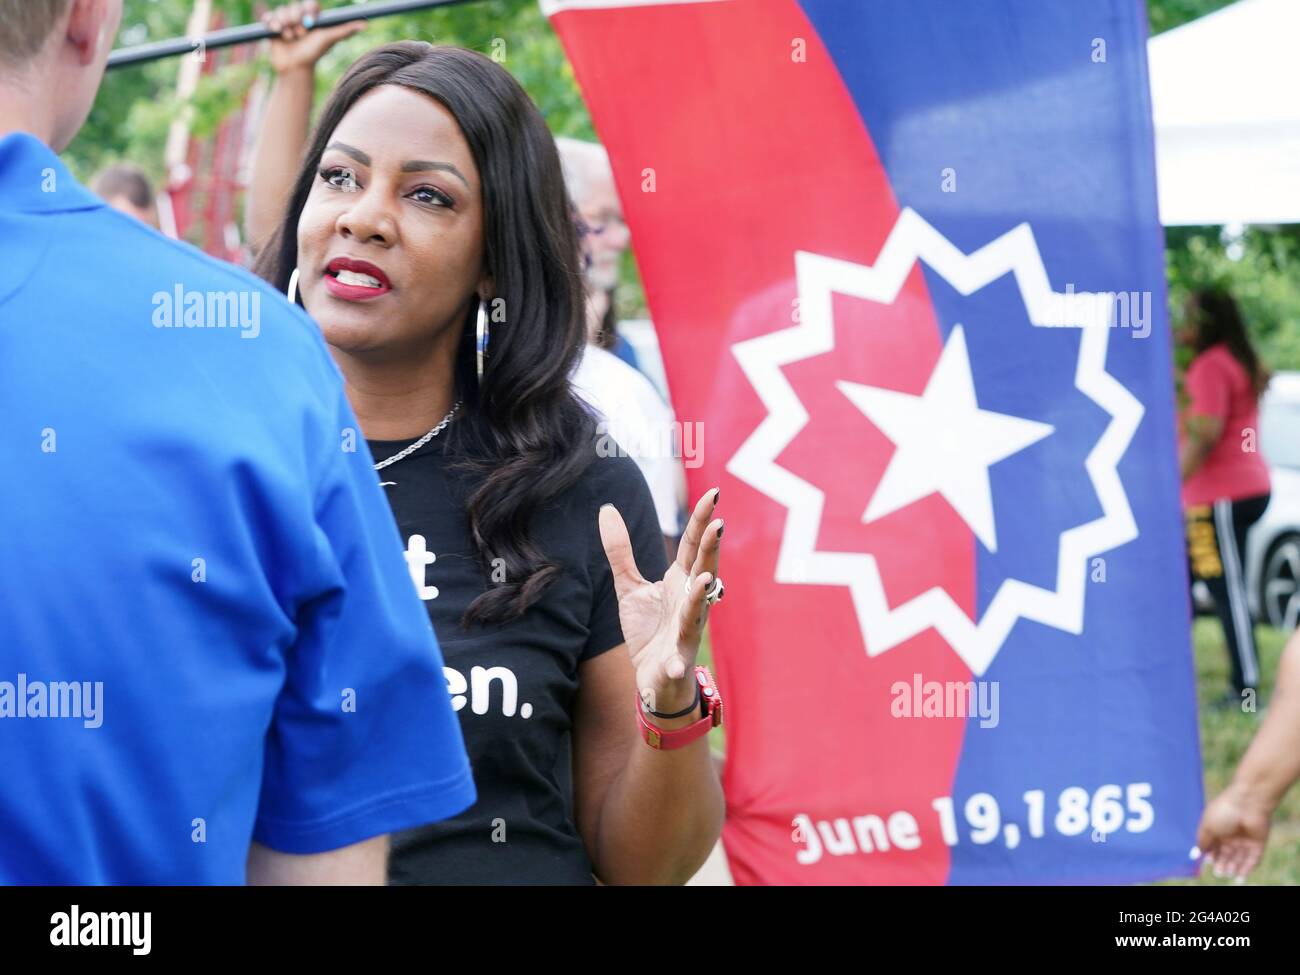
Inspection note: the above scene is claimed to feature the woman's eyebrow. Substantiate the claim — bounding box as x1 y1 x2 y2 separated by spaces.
325 142 370 166
323 143 469 190
401 159 469 188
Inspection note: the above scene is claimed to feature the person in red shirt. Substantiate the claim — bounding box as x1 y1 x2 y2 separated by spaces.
1179 287 1272 705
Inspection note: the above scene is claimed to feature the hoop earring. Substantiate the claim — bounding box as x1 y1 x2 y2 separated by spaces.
286 267 301 306
475 298 489 386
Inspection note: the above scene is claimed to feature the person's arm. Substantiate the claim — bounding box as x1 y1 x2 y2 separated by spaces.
246 835 388 885
1198 628 1300 877
1180 413 1223 479
245 2 365 252
573 645 725 885
573 491 726 885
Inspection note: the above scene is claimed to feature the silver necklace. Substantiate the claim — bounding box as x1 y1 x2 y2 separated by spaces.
372 401 461 471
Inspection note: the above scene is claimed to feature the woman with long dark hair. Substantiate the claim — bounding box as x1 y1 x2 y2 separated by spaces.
1178 286 1272 706
249 28 727 884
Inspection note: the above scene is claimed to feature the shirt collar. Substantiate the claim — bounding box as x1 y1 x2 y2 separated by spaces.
0 132 104 215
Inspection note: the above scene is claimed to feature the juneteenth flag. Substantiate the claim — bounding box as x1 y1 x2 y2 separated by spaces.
545 0 1202 884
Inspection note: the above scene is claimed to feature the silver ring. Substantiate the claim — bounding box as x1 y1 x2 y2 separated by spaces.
703 577 725 606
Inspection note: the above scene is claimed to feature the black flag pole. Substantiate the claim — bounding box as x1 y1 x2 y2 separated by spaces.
107 0 476 70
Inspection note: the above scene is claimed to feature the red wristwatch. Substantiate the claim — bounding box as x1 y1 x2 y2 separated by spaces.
637 666 723 750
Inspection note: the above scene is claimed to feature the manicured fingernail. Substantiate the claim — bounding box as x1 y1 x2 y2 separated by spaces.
600 502 614 511
716 521 724 539
303 15 316 28
713 488 721 505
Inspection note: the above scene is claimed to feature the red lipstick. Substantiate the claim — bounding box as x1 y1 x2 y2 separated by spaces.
323 256 392 301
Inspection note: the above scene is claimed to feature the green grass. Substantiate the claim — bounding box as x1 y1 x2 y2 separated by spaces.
1161 619 1300 885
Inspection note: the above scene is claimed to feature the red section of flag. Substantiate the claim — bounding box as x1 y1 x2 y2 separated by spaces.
551 0 975 883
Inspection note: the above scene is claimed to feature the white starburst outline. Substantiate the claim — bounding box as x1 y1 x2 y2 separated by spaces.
726 207 1144 675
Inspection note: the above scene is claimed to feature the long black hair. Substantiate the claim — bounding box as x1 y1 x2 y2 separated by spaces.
1188 286 1270 398
254 42 595 626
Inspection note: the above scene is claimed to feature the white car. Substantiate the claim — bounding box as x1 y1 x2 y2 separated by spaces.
1191 371 1300 630
1247 371 1300 630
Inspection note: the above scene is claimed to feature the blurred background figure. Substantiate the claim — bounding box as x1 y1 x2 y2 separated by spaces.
558 136 686 552
556 136 637 366
1179 286 1273 706
90 161 158 228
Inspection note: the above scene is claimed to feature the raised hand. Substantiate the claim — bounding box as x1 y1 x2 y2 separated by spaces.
1197 785 1272 879
599 489 724 717
263 1 367 75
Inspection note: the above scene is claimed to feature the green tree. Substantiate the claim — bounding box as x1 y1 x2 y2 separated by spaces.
67 0 591 182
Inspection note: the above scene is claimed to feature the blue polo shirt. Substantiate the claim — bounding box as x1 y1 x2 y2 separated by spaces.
0 132 475 884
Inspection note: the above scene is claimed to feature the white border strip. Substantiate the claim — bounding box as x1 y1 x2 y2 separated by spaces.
540 0 730 16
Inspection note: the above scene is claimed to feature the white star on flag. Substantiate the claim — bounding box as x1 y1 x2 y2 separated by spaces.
836 325 1054 552
726 208 1146 674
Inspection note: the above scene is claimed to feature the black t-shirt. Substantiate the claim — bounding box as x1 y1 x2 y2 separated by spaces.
369 427 668 885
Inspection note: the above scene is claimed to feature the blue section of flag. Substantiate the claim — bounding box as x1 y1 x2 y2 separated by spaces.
798 0 1202 882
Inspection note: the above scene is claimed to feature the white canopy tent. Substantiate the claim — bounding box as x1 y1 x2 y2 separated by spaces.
1148 0 1300 226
